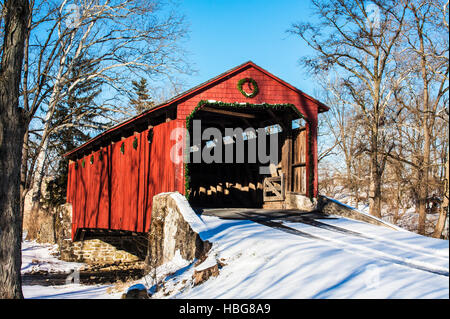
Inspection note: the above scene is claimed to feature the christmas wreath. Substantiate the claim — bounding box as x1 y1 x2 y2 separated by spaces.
237 78 259 98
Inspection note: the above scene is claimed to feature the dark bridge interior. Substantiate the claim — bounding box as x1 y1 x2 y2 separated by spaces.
186 103 302 208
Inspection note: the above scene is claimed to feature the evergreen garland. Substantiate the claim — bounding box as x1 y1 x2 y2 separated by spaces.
90 154 94 164
81 158 85 167
237 78 259 98
120 142 125 154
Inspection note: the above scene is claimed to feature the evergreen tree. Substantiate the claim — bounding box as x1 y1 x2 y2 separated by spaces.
129 77 154 113
43 59 107 208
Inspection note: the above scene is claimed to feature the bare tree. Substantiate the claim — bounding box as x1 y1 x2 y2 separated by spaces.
434 153 449 238
309 0 449 235
19 0 190 238
382 0 449 234
0 0 30 299
290 0 408 218
405 0 448 234
318 75 369 207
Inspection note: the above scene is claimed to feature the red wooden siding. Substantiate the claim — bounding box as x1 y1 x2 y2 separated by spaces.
67 120 185 239
66 62 326 236
176 66 319 197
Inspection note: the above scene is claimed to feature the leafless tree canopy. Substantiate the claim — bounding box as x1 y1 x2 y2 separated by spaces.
292 0 449 237
14 0 192 239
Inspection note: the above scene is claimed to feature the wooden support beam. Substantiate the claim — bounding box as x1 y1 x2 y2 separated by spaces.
267 109 286 130
241 118 253 128
201 106 256 119
166 109 176 122
281 131 292 193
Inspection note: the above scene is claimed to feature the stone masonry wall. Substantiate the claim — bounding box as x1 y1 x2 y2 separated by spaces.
60 234 148 264
146 192 212 269
56 204 148 264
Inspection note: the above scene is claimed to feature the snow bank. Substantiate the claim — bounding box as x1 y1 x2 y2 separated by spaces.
169 192 209 240
21 240 83 274
171 215 448 299
21 197 449 299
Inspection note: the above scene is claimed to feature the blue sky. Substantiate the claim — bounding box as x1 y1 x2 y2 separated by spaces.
178 0 320 98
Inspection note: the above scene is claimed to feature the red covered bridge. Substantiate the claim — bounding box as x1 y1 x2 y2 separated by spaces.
65 61 329 240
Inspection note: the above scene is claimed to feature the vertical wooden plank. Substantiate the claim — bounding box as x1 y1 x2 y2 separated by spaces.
85 151 96 228
290 125 308 195
281 129 292 194
305 123 310 198
97 146 110 229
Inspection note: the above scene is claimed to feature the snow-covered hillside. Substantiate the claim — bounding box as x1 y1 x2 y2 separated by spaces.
22 211 449 299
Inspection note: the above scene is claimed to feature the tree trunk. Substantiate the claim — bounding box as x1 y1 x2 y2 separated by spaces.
0 0 30 299
369 126 382 218
369 170 382 218
417 167 428 235
417 87 431 235
0 112 26 299
434 156 449 238
416 10 431 236
20 130 29 211
20 130 30 233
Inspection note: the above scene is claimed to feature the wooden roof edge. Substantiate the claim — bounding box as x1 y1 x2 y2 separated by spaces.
63 102 171 158
64 62 256 158
245 61 330 113
64 61 329 158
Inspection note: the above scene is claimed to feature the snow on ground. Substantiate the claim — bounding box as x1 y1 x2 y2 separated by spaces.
21 240 83 274
145 215 449 299
22 211 449 299
21 240 121 299
23 284 122 299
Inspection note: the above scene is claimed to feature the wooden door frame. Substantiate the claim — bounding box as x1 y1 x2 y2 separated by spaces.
281 117 309 196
